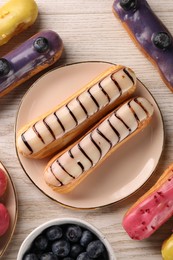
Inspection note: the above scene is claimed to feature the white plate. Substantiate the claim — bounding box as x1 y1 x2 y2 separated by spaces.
15 61 164 209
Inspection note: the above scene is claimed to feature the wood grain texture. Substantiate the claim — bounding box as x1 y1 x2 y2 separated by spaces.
0 0 173 259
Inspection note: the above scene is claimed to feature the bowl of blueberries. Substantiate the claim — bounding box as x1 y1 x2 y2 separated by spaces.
17 218 116 260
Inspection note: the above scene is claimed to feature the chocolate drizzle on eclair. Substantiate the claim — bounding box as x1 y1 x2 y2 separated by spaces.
21 132 33 153
45 97 154 188
98 82 111 102
18 66 136 156
76 96 89 118
32 124 45 144
43 118 56 140
53 112 65 132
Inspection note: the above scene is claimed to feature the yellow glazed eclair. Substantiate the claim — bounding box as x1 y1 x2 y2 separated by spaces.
0 0 38 46
44 97 154 193
17 65 136 159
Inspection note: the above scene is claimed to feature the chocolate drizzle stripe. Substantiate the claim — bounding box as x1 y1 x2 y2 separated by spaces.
66 104 78 126
107 119 121 142
50 165 63 186
54 112 65 132
76 96 89 118
68 150 84 173
96 128 112 150
77 162 85 172
68 150 74 158
32 124 45 144
90 133 102 160
123 68 134 84
110 74 122 95
77 143 93 166
128 101 140 122
98 82 111 102
115 114 131 132
134 98 149 116
21 133 33 153
57 160 75 179
43 118 56 140
87 88 100 110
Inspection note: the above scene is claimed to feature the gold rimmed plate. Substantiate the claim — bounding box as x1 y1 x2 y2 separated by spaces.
15 61 164 210
0 162 18 258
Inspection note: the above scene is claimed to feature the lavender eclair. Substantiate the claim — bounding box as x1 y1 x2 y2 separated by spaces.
44 97 154 193
17 65 136 159
0 30 63 97
113 0 173 92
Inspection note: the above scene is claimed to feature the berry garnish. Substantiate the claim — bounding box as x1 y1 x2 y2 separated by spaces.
153 32 171 50
40 252 58 260
34 235 48 251
23 253 38 260
86 240 105 258
70 244 83 258
80 230 94 247
46 225 63 241
0 58 10 77
120 0 138 11
52 239 70 257
76 252 92 260
33 37 49 53
66 225 82 243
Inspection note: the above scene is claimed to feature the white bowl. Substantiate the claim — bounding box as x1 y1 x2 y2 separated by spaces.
17 218 116 259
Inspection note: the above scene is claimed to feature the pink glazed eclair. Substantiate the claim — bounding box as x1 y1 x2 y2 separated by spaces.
123 164 173 240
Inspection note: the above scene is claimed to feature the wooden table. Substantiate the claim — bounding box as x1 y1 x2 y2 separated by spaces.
1 0 173 259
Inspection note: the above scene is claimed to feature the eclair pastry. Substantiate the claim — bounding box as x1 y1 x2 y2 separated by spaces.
113 0 173 92
17 65 136 159
0 30 63 97
44 97 154 193
123 164 173 240
0 0 38 46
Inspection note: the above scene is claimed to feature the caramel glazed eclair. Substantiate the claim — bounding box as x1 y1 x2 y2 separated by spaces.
44 97 154 193
17 65 136 159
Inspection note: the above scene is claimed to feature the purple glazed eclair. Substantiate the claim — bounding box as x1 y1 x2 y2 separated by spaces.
113 0 173 92
0 30 63 97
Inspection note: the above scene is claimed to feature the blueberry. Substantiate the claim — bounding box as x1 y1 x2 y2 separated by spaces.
40 252 58 260
76 252 92 260
80 230 94 247
153 32 171 50
70 244 83 258
120 0 138 11
52 239 70 257
46 225 63 241
86 240 105 258
0 58 10 77
66 225 82 243
34 235 48 251
33 37 49 53
23 253 38 260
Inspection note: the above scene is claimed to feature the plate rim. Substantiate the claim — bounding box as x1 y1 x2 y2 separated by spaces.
15 60 165 210
0 161 18 258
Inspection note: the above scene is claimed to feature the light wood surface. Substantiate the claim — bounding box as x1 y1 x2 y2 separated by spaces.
1 0 173 259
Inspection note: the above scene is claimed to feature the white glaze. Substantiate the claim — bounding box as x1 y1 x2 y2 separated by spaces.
17 66 136 156
45 97 154 188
